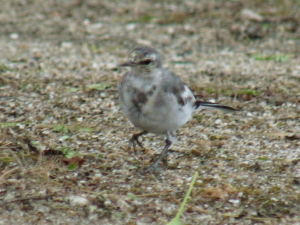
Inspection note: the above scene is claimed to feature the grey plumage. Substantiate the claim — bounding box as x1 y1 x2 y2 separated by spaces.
118 46 236 172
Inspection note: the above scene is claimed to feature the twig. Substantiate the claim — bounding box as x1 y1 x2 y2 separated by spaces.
0 194 54 206
244 216 279 221
136 191 172 197
0 167 19 181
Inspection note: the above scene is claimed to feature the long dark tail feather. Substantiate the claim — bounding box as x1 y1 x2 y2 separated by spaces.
194 101 236 111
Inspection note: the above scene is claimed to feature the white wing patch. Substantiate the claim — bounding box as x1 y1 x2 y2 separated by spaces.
182 85 196 105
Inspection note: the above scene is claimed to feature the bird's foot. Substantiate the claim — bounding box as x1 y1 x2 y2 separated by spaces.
129 131 147 155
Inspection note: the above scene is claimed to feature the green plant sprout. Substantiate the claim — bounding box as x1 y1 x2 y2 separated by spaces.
167 171 198 225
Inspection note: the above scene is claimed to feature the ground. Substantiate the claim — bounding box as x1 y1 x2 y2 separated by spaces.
1 0 300 224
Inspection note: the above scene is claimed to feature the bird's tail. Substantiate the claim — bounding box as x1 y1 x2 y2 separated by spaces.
194 101 236 111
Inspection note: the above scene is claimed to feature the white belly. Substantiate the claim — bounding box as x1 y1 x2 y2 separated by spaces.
126 87 195 134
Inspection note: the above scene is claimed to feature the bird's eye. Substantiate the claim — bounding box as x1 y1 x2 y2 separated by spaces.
141 59 152 65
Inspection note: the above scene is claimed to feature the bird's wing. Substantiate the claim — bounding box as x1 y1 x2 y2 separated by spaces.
161 70 196 106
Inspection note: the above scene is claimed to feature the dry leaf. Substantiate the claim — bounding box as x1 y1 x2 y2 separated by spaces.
62 156 85 168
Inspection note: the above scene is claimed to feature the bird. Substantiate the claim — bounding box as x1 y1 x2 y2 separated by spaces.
118 46 236 172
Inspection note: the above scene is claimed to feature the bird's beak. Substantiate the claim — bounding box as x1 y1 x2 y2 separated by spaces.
120 61 133 67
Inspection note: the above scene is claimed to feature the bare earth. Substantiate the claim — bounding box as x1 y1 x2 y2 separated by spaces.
1 0 300 224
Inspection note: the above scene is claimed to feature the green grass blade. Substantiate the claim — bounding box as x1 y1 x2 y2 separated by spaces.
167 171 198 225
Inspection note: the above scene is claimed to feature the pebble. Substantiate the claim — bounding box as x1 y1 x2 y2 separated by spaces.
69 196 89 206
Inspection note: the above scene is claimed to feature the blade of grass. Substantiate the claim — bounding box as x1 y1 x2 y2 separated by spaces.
167 171 198 225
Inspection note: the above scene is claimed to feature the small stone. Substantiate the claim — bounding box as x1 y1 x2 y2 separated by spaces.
241 9 264 22
7 179 18 184
126 24 135 30
106 63 117 70
186 176 193 182
10 33 19 39
91 23 103 29
69 196 89 206
77 117 83 122
229 199 240 204
61 42 73 48
215 119 222 124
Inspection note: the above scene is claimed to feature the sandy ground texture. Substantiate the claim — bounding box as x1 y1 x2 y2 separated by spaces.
1 0 300 224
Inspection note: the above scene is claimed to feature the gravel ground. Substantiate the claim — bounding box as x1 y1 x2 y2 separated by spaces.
1 0 300 224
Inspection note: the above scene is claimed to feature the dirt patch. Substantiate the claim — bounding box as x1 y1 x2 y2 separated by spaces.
1 0 300 224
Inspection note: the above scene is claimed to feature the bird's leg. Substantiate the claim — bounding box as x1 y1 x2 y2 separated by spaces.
148 134 172 173
130 131 148 153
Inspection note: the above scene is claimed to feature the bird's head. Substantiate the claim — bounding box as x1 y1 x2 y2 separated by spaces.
121 46 162 73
